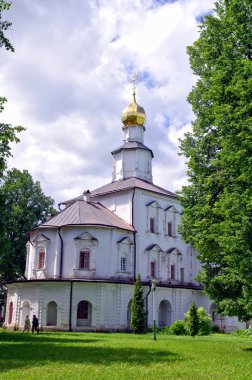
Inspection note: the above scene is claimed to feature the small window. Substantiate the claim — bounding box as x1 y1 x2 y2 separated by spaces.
150 261 156 277
38 250 45 269
171 264 175 280
79 251 90 269
120 257 126 272
150 218 155 233
167 222 173 237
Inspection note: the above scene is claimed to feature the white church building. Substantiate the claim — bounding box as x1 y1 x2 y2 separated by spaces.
5 89 243 332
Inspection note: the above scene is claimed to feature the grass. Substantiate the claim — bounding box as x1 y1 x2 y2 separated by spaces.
0 330 252 380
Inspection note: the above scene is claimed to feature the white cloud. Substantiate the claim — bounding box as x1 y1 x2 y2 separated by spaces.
0 0 215 206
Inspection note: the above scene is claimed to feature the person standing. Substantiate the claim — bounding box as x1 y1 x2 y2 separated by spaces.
32 315 39 334
23 315 31 333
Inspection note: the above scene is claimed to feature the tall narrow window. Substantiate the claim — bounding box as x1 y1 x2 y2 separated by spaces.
8 302 13 325
167 222 173 237
171 264 175 280
180 268 184 283
150 261 156 277
120 257 126 272
79 250 90 269
38 250 45 269
150 217 155 233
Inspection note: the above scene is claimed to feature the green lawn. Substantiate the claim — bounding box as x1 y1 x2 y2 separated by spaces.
0 330 252 380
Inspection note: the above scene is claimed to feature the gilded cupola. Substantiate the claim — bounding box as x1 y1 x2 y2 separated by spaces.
121 75 146 128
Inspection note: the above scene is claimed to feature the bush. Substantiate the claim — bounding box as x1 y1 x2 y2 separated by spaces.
197 307 211 336
245 326 252 336
185 302 199 337
169 320 187 335
212 324 220 333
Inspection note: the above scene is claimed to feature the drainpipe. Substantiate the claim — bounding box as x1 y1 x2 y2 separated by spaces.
132 188 136 281
69 280 73 332
145 282 152 332
58 227 64 279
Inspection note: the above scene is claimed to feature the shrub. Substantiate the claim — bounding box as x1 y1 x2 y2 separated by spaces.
185 302 199 337
212 324 220 333
169 320 187 335
245 326 252 336
130 274 146 334
197 307 211 336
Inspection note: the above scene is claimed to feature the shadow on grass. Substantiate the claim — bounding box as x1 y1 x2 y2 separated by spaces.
0 331 100 345
242 347 252 352
0 331 179 373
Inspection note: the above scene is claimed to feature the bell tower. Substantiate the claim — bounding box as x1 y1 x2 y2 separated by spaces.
112 76 153 183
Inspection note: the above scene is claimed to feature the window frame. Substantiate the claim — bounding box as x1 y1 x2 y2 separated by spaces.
38 249 45 269
79 250 90 270
150 261 156 277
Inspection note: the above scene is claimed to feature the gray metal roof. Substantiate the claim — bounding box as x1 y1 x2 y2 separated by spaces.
60 178 176 207
111 141 154 158
40 200 134 231
92 178 176 197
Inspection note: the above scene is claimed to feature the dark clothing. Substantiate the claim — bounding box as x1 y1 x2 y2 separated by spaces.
32 315 39 334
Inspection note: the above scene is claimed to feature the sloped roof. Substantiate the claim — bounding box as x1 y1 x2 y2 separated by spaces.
39 200 134 231
111 141 154 158
60 178 176 207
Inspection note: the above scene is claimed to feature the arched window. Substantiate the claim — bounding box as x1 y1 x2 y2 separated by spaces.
21 300 30 326
8 302 13 325
47 301 57 326
158 300 172 327
77 300 92 326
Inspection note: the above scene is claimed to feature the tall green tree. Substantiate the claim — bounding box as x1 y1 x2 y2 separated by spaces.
179 0 252 321
185 302 199 337
0 1 24 177
0 168 55 283
130 274 146 333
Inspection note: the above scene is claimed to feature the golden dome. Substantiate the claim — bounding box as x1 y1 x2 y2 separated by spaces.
121 94 146 128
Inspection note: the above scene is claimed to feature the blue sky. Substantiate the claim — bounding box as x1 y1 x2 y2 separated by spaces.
0 0 214 206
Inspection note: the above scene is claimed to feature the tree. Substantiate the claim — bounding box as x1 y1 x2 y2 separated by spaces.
0 0 14 51
179 0 252 321
185 302 199 337
130 274 146 333
0 1 24 177
0 168 55 284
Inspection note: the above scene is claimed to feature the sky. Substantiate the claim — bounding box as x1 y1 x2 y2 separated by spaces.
0 0 215 207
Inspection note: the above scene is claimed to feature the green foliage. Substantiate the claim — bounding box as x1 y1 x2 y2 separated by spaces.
185 302 199 337
0 2 24 177
0 0 14 51
168 320 187 335
197 307 212 336
212 324 221 333
179 0 252 321
0 168 55 284
130 274 146 334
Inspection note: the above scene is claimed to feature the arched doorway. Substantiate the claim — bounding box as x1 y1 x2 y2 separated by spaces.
8 302 13 325
158 300 172 327
47 301 57 326
77 300 92 326
127 300 132 327
21 300 31 326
